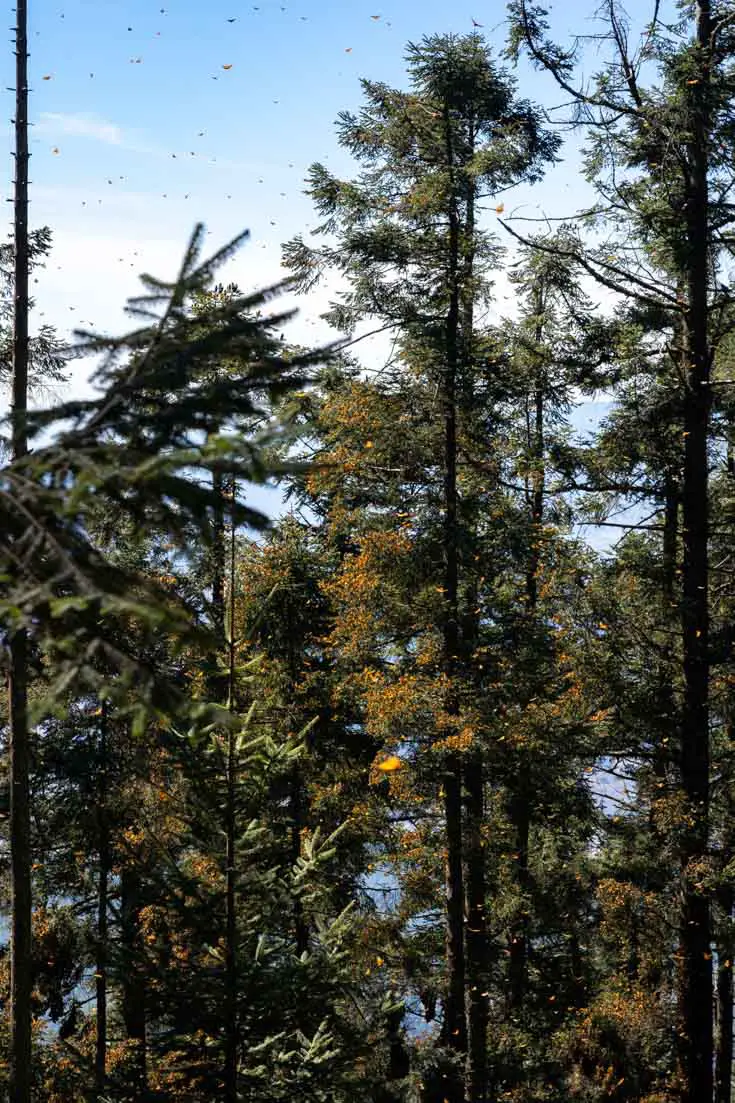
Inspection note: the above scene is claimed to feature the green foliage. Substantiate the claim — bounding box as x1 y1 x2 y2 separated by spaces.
8 12 735 1103
0 227 68 394
0 223 319 730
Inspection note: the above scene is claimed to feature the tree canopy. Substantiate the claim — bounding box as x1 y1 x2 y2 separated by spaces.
5 11 735 1103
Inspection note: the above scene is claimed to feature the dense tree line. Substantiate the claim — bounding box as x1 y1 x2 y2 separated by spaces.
4 4 735 1101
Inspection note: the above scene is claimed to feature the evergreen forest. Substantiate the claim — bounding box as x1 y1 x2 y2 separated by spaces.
4 2 735 1101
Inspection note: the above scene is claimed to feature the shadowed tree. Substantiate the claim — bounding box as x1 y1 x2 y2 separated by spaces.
506 1 735 1096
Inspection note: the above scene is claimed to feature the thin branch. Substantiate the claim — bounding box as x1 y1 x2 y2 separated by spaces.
498 217 680 309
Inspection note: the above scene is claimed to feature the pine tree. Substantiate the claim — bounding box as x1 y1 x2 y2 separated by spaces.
8 0 32 1095
0 223 321 1096
284 35 558 1099
505 3 735 1094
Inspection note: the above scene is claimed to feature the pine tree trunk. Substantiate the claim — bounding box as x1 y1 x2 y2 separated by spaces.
286 600 308 957
95 831 108 1095
662 475 678 613
209 471 239 1100
458 124 489 1103
212 469 226 639
120 868 147 1094
224 725 238 1102
650 476 678 845
376 1003 411 1103
443 761 466 1070
440 103 467 1100
224 497 238 1103
290 764 308 956
508 337 546 1019
507 788 530 1013
9 1 32 1097
464 754 488 1103
569 931 586 1009
716 886 734 1103
678 6 713 1097
95 707 109 1096
9 634 31 1103
507 319 548 1014
524 365 545 612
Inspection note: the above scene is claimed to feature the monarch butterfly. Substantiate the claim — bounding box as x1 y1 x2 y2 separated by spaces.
377 755 402 772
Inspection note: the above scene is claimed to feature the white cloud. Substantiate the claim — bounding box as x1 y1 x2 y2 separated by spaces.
25 224 343 404
35 112 126 147
32 113 276 171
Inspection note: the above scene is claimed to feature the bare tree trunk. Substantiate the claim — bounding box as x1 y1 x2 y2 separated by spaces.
9 0 32 1097
678 7 713 1098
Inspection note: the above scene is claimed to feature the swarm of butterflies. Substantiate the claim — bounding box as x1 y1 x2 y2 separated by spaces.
38 6 505 332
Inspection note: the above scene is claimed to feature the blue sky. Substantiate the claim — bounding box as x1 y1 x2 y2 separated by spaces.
3 0 650 536
0 0 611 371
